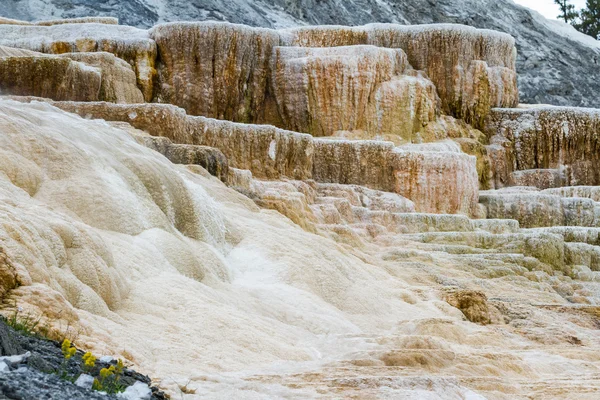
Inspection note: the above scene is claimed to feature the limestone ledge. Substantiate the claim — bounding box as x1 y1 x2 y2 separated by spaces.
6 98 479 215
486 106 600 188
480 187 600 228
0 46 143 103
0 24 157 101
281 23 519 126
0 21 518 133
0 50 101 102
271 45 439 139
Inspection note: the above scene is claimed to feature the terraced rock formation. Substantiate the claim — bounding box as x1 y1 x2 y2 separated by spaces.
0 15 600 400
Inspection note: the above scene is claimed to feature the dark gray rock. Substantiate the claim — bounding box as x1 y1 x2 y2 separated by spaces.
0 318 167 400
0 322 21 357
0 368 118 400
1 0 598 108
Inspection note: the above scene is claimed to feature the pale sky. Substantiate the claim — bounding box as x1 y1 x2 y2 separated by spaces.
514 0 587 19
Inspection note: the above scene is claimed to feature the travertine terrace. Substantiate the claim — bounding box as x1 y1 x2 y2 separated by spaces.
1 16 600 400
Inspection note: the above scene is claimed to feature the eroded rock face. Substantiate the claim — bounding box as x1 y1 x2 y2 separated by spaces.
486 106 600 188
0 46 142 103
0 24 157 101
113 122 230 181
393 143 479 215
0 52 101 101
480 187 600 228
444 290 492 325
145 22 516 132
45 101 314 181
32 100 477 215
150 22 279 123
271 45 439 139
283 24 518 127
57 52 144 103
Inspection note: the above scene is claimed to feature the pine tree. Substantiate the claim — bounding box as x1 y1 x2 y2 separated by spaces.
578 0 600 39
554 0 579 23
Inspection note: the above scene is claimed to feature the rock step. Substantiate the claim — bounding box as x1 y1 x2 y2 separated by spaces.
112 125 230 182
400 231 566 271
486 106 600 188
312 199 478 233
0 21 517 132
314 182 415 213
12 99 479 215
522 227 600 246
479 188 600 228
543 186 600 202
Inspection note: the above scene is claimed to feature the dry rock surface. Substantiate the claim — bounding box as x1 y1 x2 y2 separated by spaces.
0 14 599 400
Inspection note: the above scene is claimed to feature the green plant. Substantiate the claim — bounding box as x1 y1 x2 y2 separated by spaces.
57 338 78 380
5 308 44 337
3 303 82 344
92 359 126 394
82 352 97 374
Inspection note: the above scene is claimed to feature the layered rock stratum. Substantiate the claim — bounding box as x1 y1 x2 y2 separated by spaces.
0 12 599 400
1 0 600 109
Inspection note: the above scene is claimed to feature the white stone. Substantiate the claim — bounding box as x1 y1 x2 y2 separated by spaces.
75 374 95 389
117 382 152 400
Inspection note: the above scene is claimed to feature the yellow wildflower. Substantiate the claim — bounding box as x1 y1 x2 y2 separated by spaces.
61 339 77 360
99 365 115 379
83 352 96 368
115 359 124 375
61 339 71 356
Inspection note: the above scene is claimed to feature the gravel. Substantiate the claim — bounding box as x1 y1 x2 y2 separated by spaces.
0 318 167 400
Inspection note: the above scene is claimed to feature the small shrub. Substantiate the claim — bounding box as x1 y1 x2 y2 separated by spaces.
82 352 96 374
3 304 80 343
92 359 125 394
5 308 43 337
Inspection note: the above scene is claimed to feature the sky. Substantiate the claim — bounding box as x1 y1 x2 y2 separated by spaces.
514 0 587 19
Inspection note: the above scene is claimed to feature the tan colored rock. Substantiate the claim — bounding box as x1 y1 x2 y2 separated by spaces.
35 17 119 26
393 142 479 215
0 248 19 302
543 186 600 202
315 183 416 214
134 134 229 182
444 290 492 325
145 22 516 130
486 106 600 186
311 139 396 190
0 46 142 103
150 22 280 123
0 54 101 101
15 99 477 215
480 188 600 228
313 139 479 215
271 45 438 138
41 101 314 181
0 17 31 25
282 24 519 126
0 24 157 101
453 137 492 190
511 169 564 189
58 52 144 103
